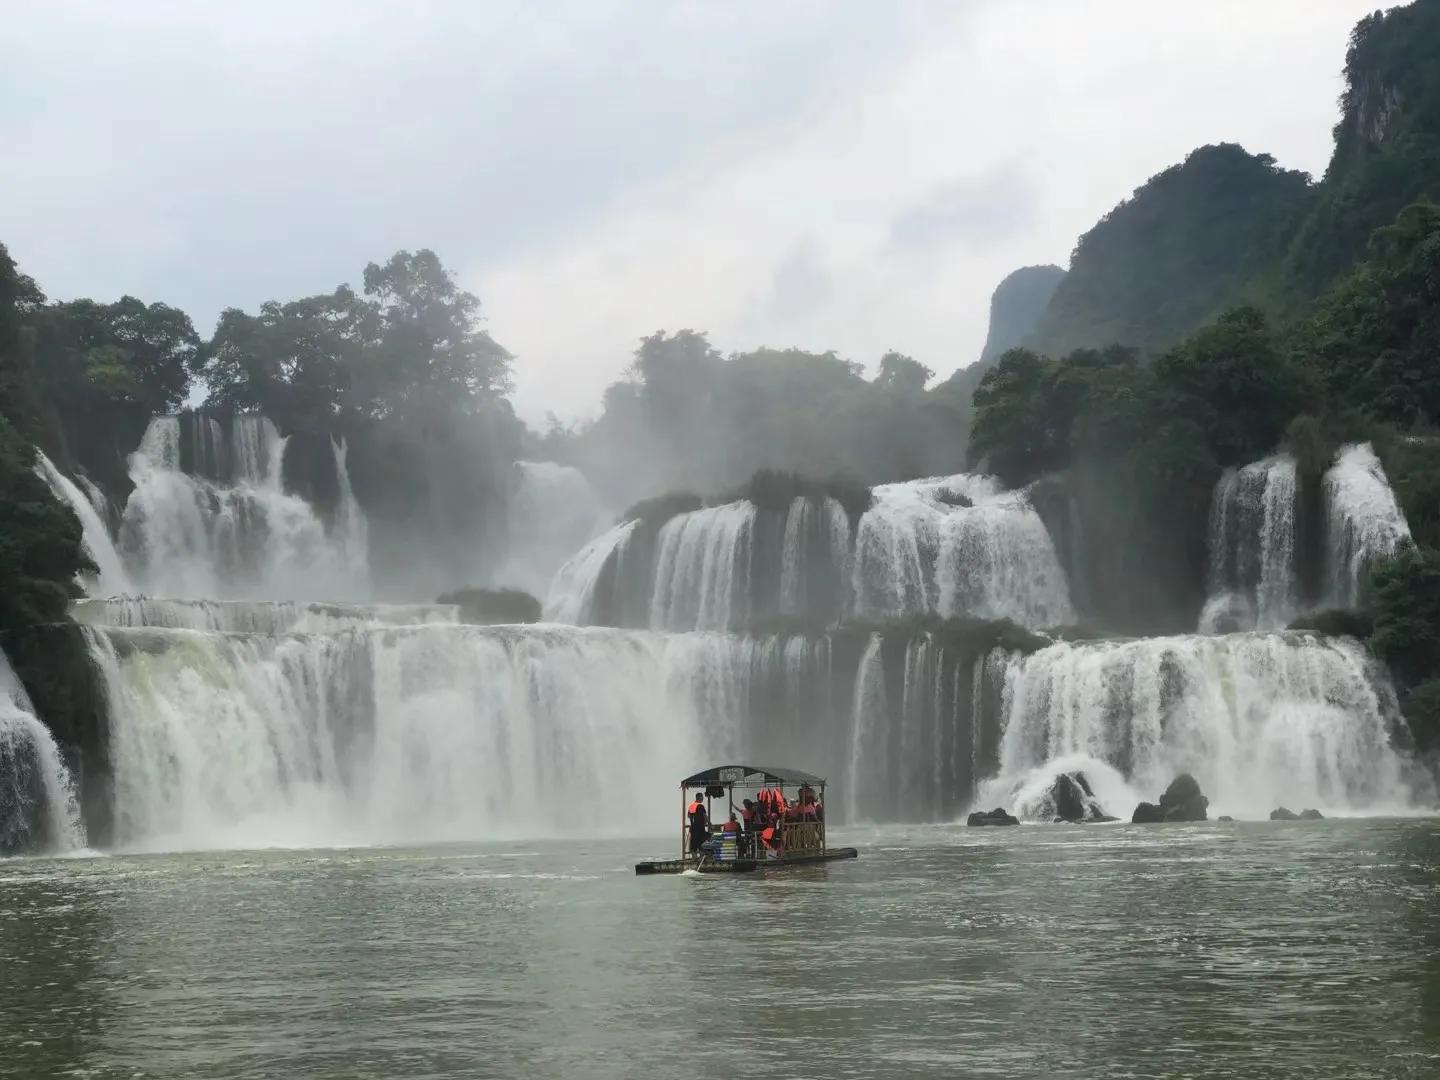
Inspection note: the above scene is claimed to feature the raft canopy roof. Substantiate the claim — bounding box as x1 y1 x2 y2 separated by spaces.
681 765 826 788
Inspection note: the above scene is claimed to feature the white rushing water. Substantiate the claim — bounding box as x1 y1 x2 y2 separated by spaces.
1201 454 1298 632
85 624 712 850
778 495 852 619
990 631 1419 820
1200 442 1412 631
72 597 460 634
119 416 371 602
0 647 85 853
650 502 758 631
1323 443 1412 609
852 474 1073 626
499 461 609 598
543 520 639 625
34 449 133 596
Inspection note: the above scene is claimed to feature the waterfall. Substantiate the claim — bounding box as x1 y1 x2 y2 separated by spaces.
1323 443 1411 609
82 622 874 851
34 449 133 596
649 503 757 631
1201 455 1298 632
72 597 459 634
1201 444 1412 630
543 520 639 624
0 647 85 854
119 416 371 601
990 631 1417 819
778 496 851 622
847 634 887 821
499 461 609 598
852 474 1073 626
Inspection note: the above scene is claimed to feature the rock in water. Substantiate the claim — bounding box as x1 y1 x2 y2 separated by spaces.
1158 773 1209 821
1131 801 1164 824
967 808 1020 827
1270 806 1299 820
1051 772 1089 822
1299 808 1325 820
1218 815 1235 822
1041 771 1115 823
1131 774 1209 823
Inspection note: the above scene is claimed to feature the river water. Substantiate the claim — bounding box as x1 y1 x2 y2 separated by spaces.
3 820 1439 1080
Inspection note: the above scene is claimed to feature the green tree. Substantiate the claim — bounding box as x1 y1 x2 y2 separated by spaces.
1370 544 1440 754
32 297 199 416
873 351 933 393
1300 200 1440 427
203 286 377 430
1150 306 1311 466
0 414 93 630
968 348 1066 486
357 249 511 419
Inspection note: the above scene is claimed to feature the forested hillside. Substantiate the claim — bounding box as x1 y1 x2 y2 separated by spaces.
1026 1 1440 359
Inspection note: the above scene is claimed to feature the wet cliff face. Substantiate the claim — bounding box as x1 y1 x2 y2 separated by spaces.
1 623 111 847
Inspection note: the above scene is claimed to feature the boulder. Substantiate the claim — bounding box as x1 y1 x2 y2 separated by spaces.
1157 773 1209 821
1035 770 1117 823
1050 772 1092 822
1299 808 1325 820
1217 815 1235 822
1131 801 1165 824
1270 806 1299 821
967 807 1020 827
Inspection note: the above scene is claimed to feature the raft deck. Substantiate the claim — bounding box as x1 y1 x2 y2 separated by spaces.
634 847 858 875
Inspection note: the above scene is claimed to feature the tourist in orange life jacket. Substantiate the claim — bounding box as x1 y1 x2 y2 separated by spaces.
760 822 783 858
721 812 741 836
740 798 758 830
686 793 708 854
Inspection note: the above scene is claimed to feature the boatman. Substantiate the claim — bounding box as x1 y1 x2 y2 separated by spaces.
687 791 708 855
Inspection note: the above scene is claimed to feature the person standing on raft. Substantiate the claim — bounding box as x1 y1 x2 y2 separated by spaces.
686 793 709 855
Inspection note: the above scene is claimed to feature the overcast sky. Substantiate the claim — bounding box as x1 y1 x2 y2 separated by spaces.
3 1 1378 425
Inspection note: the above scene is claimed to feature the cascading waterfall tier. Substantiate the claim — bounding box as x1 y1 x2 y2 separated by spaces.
78 612 1027 849
990 630 1419 819
82 623 857 850
1199 442 1411 631
1323 443 1412 609
34 448 133 596
852 475 1073 626
545 474 1070 632
119 416 370 601
649 502 758 631
543 520 640 625
72 597 460 634
0 647 85 854
1200 454 1298 632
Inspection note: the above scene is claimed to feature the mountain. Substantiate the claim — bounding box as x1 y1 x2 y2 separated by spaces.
1025 0 1440 360
980 265 1066 363
1027 143 1312 358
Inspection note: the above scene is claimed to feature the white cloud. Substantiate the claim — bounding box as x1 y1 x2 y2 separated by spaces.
0 0 1380 426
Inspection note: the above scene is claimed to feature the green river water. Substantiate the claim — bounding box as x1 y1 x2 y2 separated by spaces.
3 819 1439 1079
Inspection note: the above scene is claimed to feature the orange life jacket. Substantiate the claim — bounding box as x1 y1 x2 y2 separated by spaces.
721 819 740 834
686 800 704 817
761 825 777 847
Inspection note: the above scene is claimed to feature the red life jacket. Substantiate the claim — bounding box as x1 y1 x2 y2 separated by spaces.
761 825 778 847
686 799 704 817
721 819 740 834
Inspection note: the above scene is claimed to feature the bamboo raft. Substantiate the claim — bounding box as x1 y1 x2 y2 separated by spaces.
634 764 859 875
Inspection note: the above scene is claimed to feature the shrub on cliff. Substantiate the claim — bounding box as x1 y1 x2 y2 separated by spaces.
0 415 94 631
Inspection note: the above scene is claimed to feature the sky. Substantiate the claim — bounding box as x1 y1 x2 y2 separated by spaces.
2 0 1381 426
